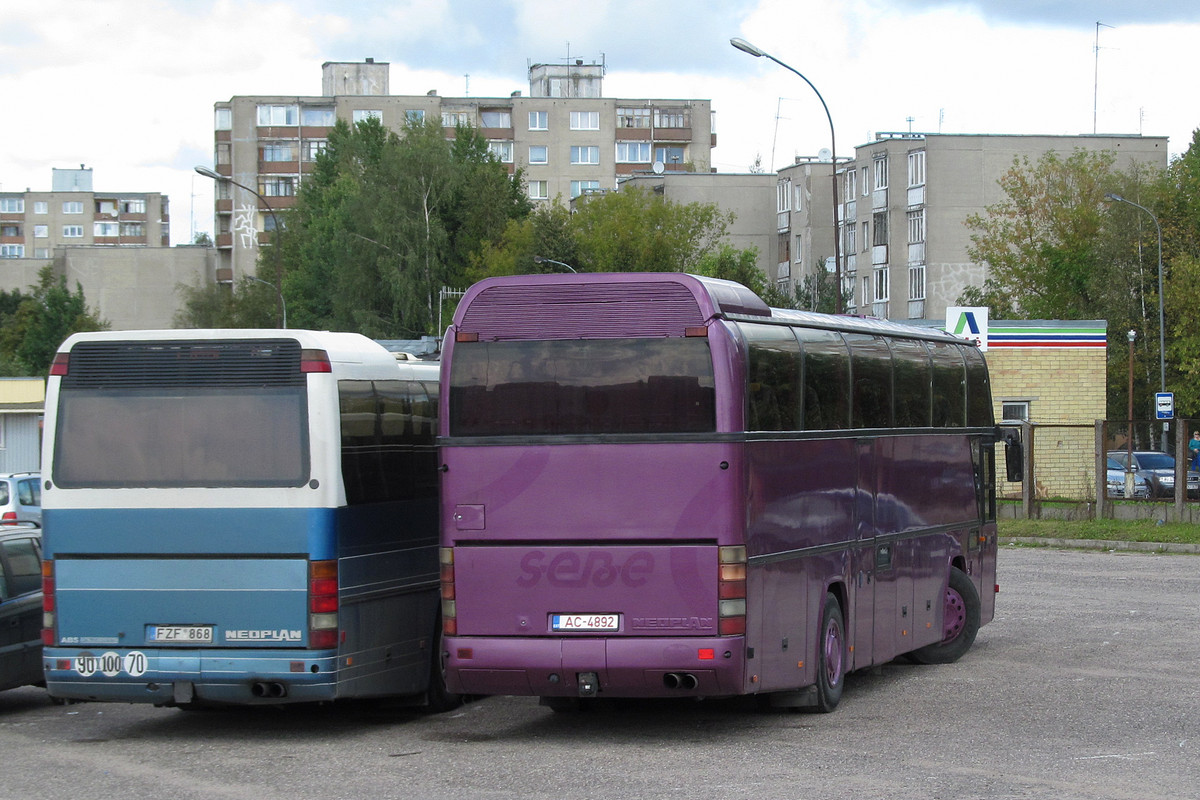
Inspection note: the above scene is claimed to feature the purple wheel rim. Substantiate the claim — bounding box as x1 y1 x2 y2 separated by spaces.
824 617 844 685
942 586 966 643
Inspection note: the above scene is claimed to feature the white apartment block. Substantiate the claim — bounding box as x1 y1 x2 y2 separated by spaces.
0 167 169 261
776 133 1169 320
207 59 716 282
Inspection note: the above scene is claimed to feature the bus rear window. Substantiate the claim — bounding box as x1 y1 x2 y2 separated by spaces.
53 388 309 488
449 338 715 436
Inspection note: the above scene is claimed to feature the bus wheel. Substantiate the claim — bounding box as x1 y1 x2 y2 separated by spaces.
424 616 463 713
909 567 980 665
815 592 845 713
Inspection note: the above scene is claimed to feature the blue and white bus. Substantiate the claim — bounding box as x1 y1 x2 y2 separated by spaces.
40 330 456 709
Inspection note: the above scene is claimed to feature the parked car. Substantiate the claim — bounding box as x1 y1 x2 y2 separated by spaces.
0 526 43 692
0 472 41 527
1105 457 1151 498
1107 451 1200 498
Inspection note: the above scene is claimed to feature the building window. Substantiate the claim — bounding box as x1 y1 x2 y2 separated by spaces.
257 104 299 126
528 180 548 200
0 224 19 237
570 180 600 198
121 199 146 214
654 108 689 128
215 108 232 130
778 232 790 263
845 224 856 253
301 106 335 126
34 201 47 214
655 146 686 166
352 109 382 123
908 150 926 187
860 166 870 197
34 248 49 258
96 200 118 216
794 184 803 212
861 221 870 252
570 110 600 130
406 109 425 124
442 110 472 127
615 141 651 163
528 111 548 130
260 142 295 162
795 234 803 263
258 177 295 197
1002 401 1030 422
908 263 926 300
0 244 23 258
873 157 889 189
777 179 792 213
907 209 925 243
488 141 514 163
216 142 231 165
528 145 548 164
873 212 888 246
94 221 119 237
121 222 144 237
62 201 83 214
845 170 857 199
480 110 512 128
617 108 651 128
33 225 48 238
570 146 600 165
0 198 24 213
874 266 890 301
62 225 83 238
303 141 327 161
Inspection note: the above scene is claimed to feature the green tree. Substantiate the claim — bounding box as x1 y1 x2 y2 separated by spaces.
0 266 107 375
693 244 794 308
174 277 277 329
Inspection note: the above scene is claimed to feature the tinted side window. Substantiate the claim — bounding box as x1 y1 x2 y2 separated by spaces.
845 333 893 429
929 341 966 427
0 537 41 597
796 328 850 430
17 479 39 507
962 345 994 427
891 339 932 427
340 379 438 505
742 323 801 432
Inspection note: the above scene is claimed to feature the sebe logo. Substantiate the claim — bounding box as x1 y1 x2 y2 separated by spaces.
517 550 654 588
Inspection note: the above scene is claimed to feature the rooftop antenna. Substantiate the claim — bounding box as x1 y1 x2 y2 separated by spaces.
938 108 945 133
464 74 470 96
1093 21 1114 134
906 116 915 133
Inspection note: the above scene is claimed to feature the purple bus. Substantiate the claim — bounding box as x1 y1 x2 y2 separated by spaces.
438 273 1011 711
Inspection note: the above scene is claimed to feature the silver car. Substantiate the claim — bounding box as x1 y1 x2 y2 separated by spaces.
1105 457 1150 498
0 473 40 527
1107 451 1200 499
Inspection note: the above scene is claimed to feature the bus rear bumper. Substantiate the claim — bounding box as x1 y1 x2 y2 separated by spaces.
42 647 340 706
444 635 746 698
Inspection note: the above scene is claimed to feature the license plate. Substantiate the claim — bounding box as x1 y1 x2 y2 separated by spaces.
147 625 214 644
551 614 619 632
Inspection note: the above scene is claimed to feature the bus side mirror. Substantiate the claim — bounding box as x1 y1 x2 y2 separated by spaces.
1001 427 1023 483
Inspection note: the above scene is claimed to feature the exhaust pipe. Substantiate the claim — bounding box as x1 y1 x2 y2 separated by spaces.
250 681 288 699
662 673 699 690
679 673 698 690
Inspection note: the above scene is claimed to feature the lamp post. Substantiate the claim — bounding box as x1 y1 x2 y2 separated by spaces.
195 165 286 328
533 256 577 273
1126 329 1136 498
1106 192 1166 448
248 276 287 329
731 37 842 313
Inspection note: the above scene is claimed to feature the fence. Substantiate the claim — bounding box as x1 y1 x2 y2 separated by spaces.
1001 418 1200 522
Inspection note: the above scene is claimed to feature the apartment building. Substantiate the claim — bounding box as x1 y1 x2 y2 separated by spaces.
776 133 1169 321
208 58 716 281
0 167 169 260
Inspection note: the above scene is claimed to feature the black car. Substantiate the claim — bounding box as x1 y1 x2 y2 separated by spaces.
0 526 42 692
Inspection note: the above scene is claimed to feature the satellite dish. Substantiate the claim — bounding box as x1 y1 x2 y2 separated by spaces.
652 161 665 174
818 148 832 162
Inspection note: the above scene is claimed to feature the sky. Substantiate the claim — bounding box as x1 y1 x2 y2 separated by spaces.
3 0 1199 246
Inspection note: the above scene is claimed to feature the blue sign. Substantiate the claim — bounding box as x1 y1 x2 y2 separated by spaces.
1156 392 1174 420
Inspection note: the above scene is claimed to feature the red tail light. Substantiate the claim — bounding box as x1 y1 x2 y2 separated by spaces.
49 353 69 376
41 560 56 646
1 511 16 524
440 548 457 636
300 349 332 373
718 546 747 636
308 560 338 649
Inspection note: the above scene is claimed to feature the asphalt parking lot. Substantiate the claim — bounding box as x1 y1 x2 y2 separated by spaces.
1 546 1196 800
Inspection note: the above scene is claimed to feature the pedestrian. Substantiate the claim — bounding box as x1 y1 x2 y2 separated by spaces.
1189 431 1200 471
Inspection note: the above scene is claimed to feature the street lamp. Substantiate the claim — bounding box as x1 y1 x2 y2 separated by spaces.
533 256 577 273
1126 329 1136 498
731 37 843 313
1105 193 1164 397
194 165 286 328
248 276 287 329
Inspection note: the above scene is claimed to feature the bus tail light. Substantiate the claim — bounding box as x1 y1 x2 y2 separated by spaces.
300 349 332 373
308 560 339 649
718 546 747 636
440 548 457 636
41 560 56 646
49 353 69 376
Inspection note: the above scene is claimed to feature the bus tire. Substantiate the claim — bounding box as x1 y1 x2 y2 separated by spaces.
815 592 846 713
909 566 980 665
424 616 463 713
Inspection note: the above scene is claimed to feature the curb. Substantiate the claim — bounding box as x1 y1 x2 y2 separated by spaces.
998 536 1200 554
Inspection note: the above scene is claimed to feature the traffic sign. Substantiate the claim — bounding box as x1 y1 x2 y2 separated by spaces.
1156 392 1174 420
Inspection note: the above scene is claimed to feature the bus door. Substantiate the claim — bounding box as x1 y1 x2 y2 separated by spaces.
851 437 877 670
